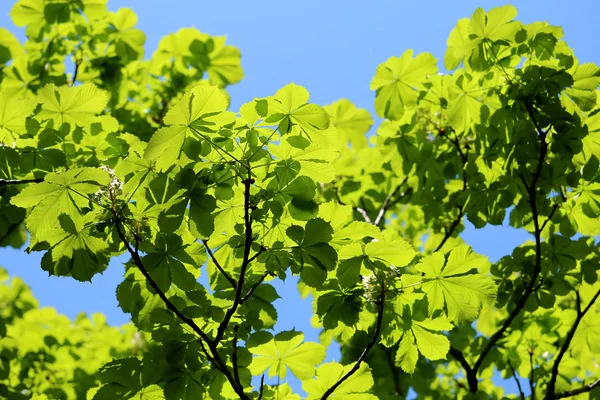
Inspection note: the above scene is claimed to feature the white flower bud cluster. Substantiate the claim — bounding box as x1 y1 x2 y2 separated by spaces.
93 165 123 202
362 274 379 304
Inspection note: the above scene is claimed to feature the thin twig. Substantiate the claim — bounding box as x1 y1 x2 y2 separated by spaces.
373 177 408 226
202 239 236 288
241 271 274 304
545 288 600 399
529 351 535 400
0 218 24 246
113 219 250 399
455 100 549 394
507 360 525 400
320 288 385 400
212 175 255 346
555 378 600 399
0 178 45 186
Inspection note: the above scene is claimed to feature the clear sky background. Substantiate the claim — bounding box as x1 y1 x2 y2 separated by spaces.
1 0 599 397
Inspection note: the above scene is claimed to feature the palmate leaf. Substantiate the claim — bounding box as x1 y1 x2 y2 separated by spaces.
36 84 110 128
267 83 330 138
10 167 110 243
370 49 437 120
139 234 205 293
248 330 326 380
108 8 146 61
269 139 339 183
40 215 109 282
144 83 230 171
395 313 453 374
303 362 377 400
0 93 36 143
414 246 497 324
324 99 373 148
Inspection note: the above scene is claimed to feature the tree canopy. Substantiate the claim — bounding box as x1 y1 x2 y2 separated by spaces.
1 1 599 399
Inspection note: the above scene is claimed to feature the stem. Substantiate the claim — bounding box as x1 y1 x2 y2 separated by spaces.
373 177 408 226
241 271 274 304
202 239 236 288
0 178 45 186
113 219 250 400
212 174 255 346
545 288 600 399
0 218 24 246
454 100 549 393
555 378 600 399
507 360 525 400
449 347 478 391
319 288 385 400
529 351 535 400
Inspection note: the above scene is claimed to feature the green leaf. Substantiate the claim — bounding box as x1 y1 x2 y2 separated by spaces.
303 362 378 400
11 167 110 242
248 330 326 380
415 246 497 324
145 83 229 171
365 231 416 267
0 93 36 143
324 99 373 148
36 84 109 127
370 49 437 120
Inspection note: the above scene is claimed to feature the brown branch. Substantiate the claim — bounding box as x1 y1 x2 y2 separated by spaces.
434 206 464 252
384 347 403 396
202 239 236 288
70 59 81 87
0 218 24 246
455 100 549 394
320 288 385 400
258 375 265 400
434 132 468 252
232 326 243 392
241 271 274 304
0 178 45 186
555 378 600 399
545 288 600 399
507 360 525 400
449 347 477 391
529 351 536 400
212 175 255 346
113 219 250 400
373 177 409 226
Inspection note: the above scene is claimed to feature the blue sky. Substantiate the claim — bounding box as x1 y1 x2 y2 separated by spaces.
1 0 598 397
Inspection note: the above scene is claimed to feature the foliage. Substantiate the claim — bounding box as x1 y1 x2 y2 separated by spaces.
0 1 599 399
0 267 140 399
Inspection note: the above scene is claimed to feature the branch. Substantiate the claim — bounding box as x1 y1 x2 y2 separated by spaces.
241 271 274 304
355 206 372 224
373 177 409 226
461 100 549 393
384 346 403 396
529 351 536 400
0 218 24 246
248 245 265 264
434 206 464 252
434 132 468 252
232 326 244 393
545 288 600 399
555 378 600 399
202 239 236 288
507 360 525 400
320 289 385 400
0 178 44 186
70 59 81 87
113 219 250 400
212 176 255 346
449 347 477 391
